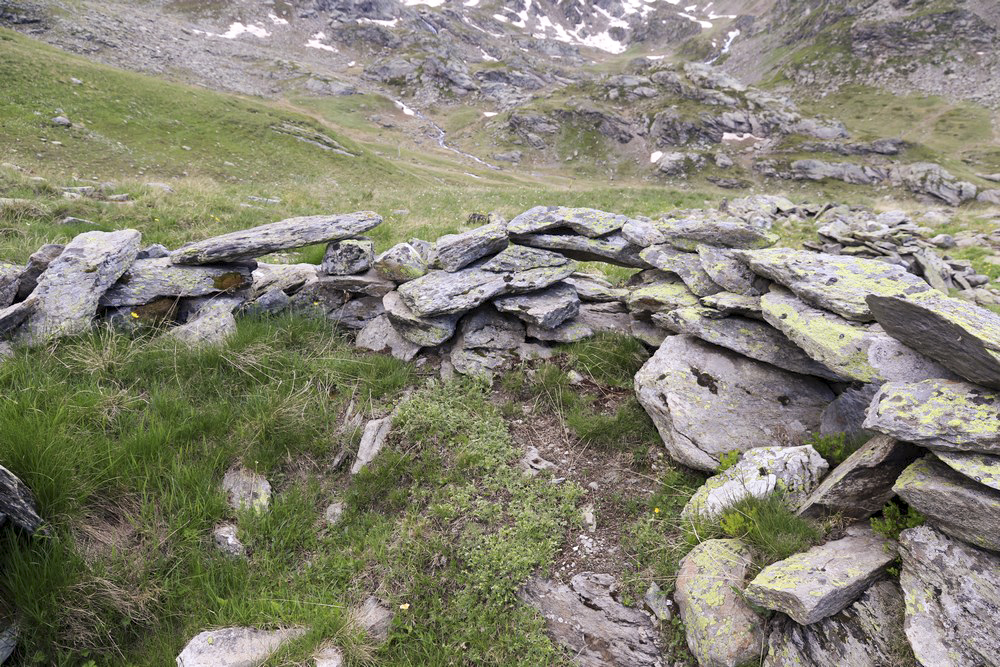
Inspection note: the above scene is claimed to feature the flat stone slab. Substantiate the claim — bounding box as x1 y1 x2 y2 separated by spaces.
519 572 661 667
351 417 392 475
249 262 316 298
355 314 422 361
682 445 828 520
935 450 1000 491
433 223 508 272
563 272 628 302
510 231 647 267
745 527 895 625
664 306 844 380
164 298 238 348
507 205 631 238
700 291 763 318
674 539 765 667
100 258 253 307
764 579 907 667
493 282 580 329
222 467 271 514
374 242 427 283
458 307 525 350
867 291 1000 389
24 229 141 342
893 455 1000 552
634 335 833 471
383 291 460 347
626 279 699 313
899 525 1000 667
639 245 722 296
697 245 768 296
625 213 778 250
761 287 955 383
171 212 381 264
863 379 1000 454
798 434 919 520
736 249 932 321
176 627 306 667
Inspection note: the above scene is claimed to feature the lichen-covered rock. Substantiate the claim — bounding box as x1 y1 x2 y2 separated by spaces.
682 445 828 520
213 523 245 558
458 306 524 350
15 243 63 302
634 335 834 471
449 336 511 380
328 296 384 330
736 249 932 321
639 245 723 296
867 291 1000 389
577 302 631 334
0 262 20 308
626 278 700 313
798 434 919 520
626 212 778 250
171 212 381 264
697 245 768 296
479 244 566 273
935 450 1000 491
519 572 661 667
761 287 955 383
355 314 421 361
374 242 427 283
248 262 317 298
507 206 631 238
100 258 253 307
898 525 1000 667
24 229 141 342
493 282 579 329
383 290 459 347
433 223 508 272
863 379 1000 454
700 291 763 318
322 238 375 276
164 297 239 348
819 384 879 438
674 539 765 667
312 271 394 298
745 527 895 625
764 579 907 667
221 467 271 514
664 306 844 380
176 627 306 667
0 464 45 534
893 455 1000 552
563 272 628 302
511 231 647 267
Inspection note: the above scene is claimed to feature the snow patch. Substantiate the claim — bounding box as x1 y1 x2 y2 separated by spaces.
483 111 498 117
268 13 288 26
722 132 763 142
403 0 445 5
306 32 337 52
650 150 664 164
194 22 270 39
357 17 399 27
481 49 499 62
394 100 416 117
464 0 480 5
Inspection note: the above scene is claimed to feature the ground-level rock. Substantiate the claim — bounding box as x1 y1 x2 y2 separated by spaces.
0 464 45 534
674 539 765 667
176 627 306 666
164 298 238 348
221 467 271 514
745 527 895 625
893 455 1000 552
493 282 579 329
519 572 661 667
213 524 246 558
351 417 392 475
634 335 834 471
383 291 459 347
899 525 1000 667
351 596 393 643
355 315 422 361
798 434 919 520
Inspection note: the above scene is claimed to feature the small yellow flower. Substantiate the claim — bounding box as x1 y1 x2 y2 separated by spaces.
130 312 139 319
154 217 159 221
399 603 410 611
653 507 660 514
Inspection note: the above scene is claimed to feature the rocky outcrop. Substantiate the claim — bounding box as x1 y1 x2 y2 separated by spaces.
176 627 306 667
0 464 45 534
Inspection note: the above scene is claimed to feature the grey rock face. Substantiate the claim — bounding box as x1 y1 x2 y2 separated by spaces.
383 291 459 347
171 212 381 264
639 245 722 296
507 206 630 238
449 336 511 380
519 572 661 667
899 525 1000 667
175 627 306 667
355 314 421 361
634 335 834 471
25 230 141 343
626 277 700 314
248 262 317 298
100 258 254 307
674 539 765 667
764 579 907 667
0 263 20 308
15 243 64 302
700 291 763 318
351 596 393 643
798 434 919 520
312 271 395 298
479 244 566 273
627 213 778 251
819 384 879 438
0 464 45 534
433 223 508 272
935 450 1000 491
737 249 932 321
527 318 594 343
221 467 271 514
563 272 627 302
459 307 524 350
863 379 1000 454
899 162 978 206
351 417 392 475
745 527 895 625
664 306 843 380
511 231 647 267
697 245 767 296
374 242 427 283
682 446 828 520
329 296 384 330
213 524 246 558
577 302 631 334
893 455 1000 552
164 298 238 348
322 238 375 275
493 282 580 329
867 292 1000 389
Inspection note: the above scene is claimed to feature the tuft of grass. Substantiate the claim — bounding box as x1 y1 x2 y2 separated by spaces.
805 431 869 467
871 500 925 542
563 332 650 388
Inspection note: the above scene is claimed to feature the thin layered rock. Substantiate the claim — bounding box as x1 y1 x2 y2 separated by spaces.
893 455 1000 552
639 245 722 296
511 231 647 267
745 527 895 625
863 379 1000 454
164 296 240 348
634 335 833 471
697 245 768 296
374 242 427 283
624 212 778 250
100 258 254 307
171 212 381 264
433 223 508 272
736 249 932 321
356 314 421 362
819 385 879 438
322 238 374 275
248 262 317 298
898 525 1000 667
867 291 1000 389
383 291 460 347
15 243 63 302
700 291 762 318
935 450 1000 491
626 278 699 314
493 283 580 329
0 464 45 534
563 272 628 302
0 263 20 308
507 206 630 237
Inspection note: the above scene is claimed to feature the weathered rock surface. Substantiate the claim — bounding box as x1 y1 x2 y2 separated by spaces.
899 525 1000 667
867 292 1000 389
737 249 932 321
0 263 20 309
352 596 393 643
100 258 253 307
864 379 1000 454
935 450 1000 491
312 272 394 298
512 231 646 267
164 298 238 348
893 455 1000 552
697 245 767 296
761 287 954 383
374 242 427 283
507 206 630 237
248 262 316 297
764 579 907 667
176 627 306 667
700 291 762 318
819 384 879 438
213 523 246 558
433 223 508 272
634 335 834 471
798 434 919 520
351 417 392 475
222 467 271 514
383 291 459 347
0 464 45 534
563 272 628 302
664 306 843 380
745 527 895 625
24 230 141 342
493 282 579 329
15 243 63 302
682 445 828 520
329 296 383 330
639 245 722 296
356 314 421 361
627 213 778 251
626 278 699 313
519 572 661 667
674 539 764 667
171 212 381 264
459 307 524 350
322 238 374 276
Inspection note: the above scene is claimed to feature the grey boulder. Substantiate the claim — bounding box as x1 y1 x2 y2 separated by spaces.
356 314 421 361
697 245 768 296
322 238 374 275
433 223 508 272
100 258 254 307
383 291 460 347
626 213 778 251
639 245 722 296
374 242 427 283
493 282 580 329
507 206 631 237
935 450 1000 491
511 231 646 267
175 627 306 667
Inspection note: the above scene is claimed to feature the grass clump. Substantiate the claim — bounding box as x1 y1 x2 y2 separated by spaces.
805 431 868 466
708 494 822 567
563 332 650 388
871 500 925 541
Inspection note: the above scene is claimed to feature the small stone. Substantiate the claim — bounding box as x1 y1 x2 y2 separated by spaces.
351 597 393 643
213 524 246 558
321 238 375 275
324 501 345 526
51 115 71 127
643 583 672 624
221 467 271 514
176 627 306 666
374 242 427 282
351 418 392 475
